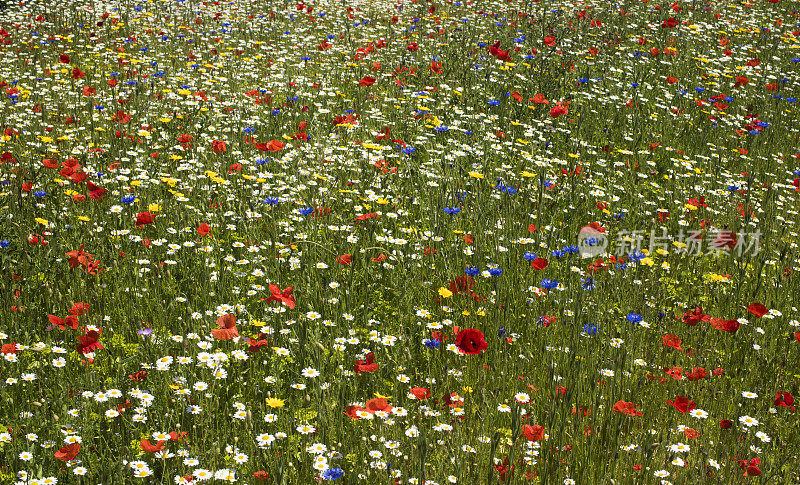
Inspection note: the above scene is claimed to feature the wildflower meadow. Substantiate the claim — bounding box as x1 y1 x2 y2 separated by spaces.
1 0 800 483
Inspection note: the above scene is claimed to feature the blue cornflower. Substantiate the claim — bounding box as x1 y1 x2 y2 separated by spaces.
401 146 416 155
443 207 460 214
0 240 9 248
322 467 344 480
465 266 480 276
488 99 500 106
435 126 449 132
626 313 643 323
540 279 558 290
628 251 646 263
551 249 565 258
256 158 269 165
581 277 596 290
121 195 136 204
33 191 47 197
298 207 314 215
728 185 739 191
424 338 441 349
263 197 280 205
523 252 537 261
488 267 503 276
583 323 598 335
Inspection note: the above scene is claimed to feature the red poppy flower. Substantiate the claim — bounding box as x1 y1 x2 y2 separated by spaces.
530 257 548 270
59 54 70 64
740 458 762 476
211 139 227 153
550 105 568 118
87 181 106 200
664 366 684 379
265 284 295 309
211 313 239 341
667 396 696 413
410 387 431 400
448 275 476 294
345 404 366 419
265 139 285 152
747 302 768 317
54 442 80 461
197 223 211 236
686 367 708 381
745 464 761 477
488 42 511 61
135 212 155 226
365 398 392 413
48 314 80 330
455 328 487 355
358 76 376 86
684 428 699 440
140 439 166 453
522 424 545 441
1 342 18 354
336 254 352 265
247 337 270 354
719 419 732 429
129 370 147 381
612 400 642 416
774 392 796 411
710 317 739 333
355 212 380 222
661 17 678 28
76 328 104 354
532 93 548 104
682 307 704 326
354 352 379 374
662 334 683 350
